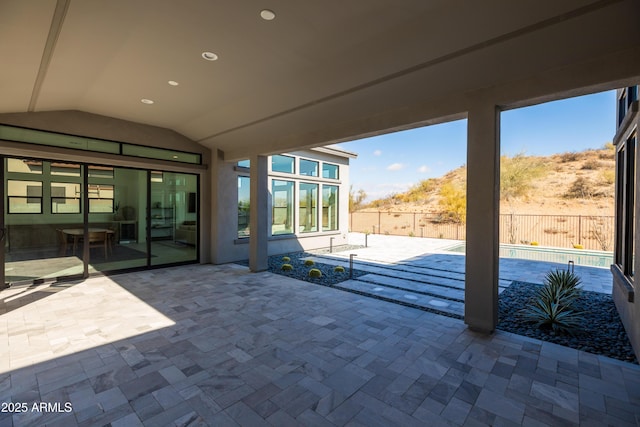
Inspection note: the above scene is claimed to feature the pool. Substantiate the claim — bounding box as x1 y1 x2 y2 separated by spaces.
444 243 613 268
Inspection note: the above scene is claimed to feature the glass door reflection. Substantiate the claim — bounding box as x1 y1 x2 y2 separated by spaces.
4 159 84 283
150 171 197 265
88 167 148 273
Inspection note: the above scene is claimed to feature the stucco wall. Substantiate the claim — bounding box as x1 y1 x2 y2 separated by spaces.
210 149 352 263
612 268 639 359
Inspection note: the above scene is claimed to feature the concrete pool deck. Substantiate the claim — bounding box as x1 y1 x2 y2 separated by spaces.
341 233 613 294
297 234 614 319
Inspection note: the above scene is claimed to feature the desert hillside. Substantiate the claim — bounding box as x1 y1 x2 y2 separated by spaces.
354 146 615 217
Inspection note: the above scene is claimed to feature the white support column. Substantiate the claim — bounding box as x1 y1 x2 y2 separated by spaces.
249 154 268 272
465 103 500 333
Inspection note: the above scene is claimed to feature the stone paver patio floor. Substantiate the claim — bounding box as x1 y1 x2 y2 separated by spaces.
0 263 638 426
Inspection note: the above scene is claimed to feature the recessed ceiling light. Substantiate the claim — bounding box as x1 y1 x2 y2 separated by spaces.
201 51 218 61
172 155 179 159
141 98 154 105
168 80 179 86
260 9 276 21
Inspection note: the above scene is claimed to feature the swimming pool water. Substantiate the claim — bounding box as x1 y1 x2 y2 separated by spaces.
445 243 613 268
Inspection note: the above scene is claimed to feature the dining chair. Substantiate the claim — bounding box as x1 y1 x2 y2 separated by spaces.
88 231 109 260
56 229 72 256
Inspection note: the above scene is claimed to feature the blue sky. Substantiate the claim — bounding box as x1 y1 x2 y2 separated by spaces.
337 90 616 201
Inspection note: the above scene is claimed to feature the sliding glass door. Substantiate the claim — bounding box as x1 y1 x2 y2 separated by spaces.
88 167 148 273
150 171 198 266
3 157 198 285
4 158 84 283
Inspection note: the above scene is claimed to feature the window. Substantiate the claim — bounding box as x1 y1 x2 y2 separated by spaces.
237 160 250 168
272 180 294 235
630 86 639 104
7 180 42 213
88 184 114 213
300 159 318 177
51 182 81 213
0 124 201 164
151 171 164 182
51 162 81 177
7 158 42 174
323 185 338 231
88 165 114 179
238 176 250 238
619 86 639 126
299 183 318 232
615 132 636 277
272 155 295 174
619 92 627 126
322 163 339 179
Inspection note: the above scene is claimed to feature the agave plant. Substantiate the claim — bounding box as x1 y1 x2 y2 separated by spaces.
541 269 581 305
524 268 584 335
523 298 584 335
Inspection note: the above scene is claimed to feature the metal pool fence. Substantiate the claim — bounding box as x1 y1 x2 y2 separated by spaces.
349 211 614 251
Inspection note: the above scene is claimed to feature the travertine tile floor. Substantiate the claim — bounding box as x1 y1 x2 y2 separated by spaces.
0 264 638 426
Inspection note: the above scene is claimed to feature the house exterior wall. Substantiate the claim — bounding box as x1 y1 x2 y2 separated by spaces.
0 111 353 269
210 148 353 264
612 86 640 359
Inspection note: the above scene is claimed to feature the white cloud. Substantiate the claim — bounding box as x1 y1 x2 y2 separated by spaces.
386 163 404 171
373 149 382 156
417 165 430 173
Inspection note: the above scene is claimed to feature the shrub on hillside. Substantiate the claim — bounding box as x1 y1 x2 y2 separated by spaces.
559 152 580 162
438 181 466 223
581 159 602 170
500 153 548 201
599 170 615 185
564 177 603 199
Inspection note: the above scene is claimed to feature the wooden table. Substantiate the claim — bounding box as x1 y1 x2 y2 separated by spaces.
62 228 114 256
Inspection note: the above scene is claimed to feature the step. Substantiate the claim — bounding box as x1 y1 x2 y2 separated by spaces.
334 279 464 319
357 274 464 302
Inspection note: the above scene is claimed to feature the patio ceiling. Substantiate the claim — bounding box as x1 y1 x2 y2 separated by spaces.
1 0 639 160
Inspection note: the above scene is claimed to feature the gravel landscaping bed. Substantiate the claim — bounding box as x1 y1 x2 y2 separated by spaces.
266 251 368 285
498 281 637 364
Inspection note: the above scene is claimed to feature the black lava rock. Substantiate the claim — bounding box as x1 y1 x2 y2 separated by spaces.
498 281 637 364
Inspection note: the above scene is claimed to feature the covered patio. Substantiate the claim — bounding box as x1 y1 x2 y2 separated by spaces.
1 265 639 426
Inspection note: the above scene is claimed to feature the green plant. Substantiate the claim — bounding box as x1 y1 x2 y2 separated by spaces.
282 256 291 262
500 153 548 201
333 266 345 273
523 269 583 335
599 169 615 185
438 181 466 223
304 259 315 266
308 268 322 278
523 299 584 335
540 269 582 303
281 264 293 271
349 186 367 211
